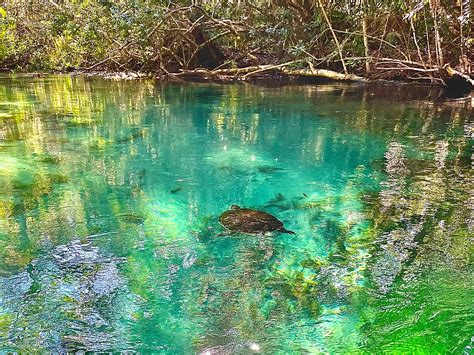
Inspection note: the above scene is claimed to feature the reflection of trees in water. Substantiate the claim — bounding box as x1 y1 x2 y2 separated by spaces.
0 76 158 272
367 134 471 294
360 106 472 351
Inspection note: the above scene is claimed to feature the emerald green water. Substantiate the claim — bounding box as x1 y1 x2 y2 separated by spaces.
0 75 472 353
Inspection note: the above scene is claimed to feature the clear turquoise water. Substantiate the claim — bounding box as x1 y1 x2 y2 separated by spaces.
0 76 472 353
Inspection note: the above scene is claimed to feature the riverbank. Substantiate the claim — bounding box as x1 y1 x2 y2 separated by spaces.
2 69 473 101
1 73 472 110
1 2 472 93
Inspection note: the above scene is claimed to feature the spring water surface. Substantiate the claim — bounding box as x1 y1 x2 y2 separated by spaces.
0 76 472 353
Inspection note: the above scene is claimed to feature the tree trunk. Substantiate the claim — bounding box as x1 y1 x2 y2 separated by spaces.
317 0 348 74
430 0 444 66
361 0 370 74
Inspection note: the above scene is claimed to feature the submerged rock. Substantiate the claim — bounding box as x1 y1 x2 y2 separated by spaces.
93 263 122 297
0 240 132 352
0 271 33 304
199 341 261 354
52 240 126 267
53 240 101 266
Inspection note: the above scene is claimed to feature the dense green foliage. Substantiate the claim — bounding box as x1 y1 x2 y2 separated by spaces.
0 1 472 79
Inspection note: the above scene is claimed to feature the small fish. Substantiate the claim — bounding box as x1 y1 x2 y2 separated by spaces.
268 193 285 204
170 187 182 194
257 166 284 174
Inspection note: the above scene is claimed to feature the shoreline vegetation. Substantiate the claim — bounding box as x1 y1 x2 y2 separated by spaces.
0 1 472 93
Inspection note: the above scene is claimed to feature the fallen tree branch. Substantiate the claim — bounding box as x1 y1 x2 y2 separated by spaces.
281 67 364 81
376 66 439 72
242 60 300 78
176 64 277 76
176 61 364 82
441 64 474 93
376 58 438 68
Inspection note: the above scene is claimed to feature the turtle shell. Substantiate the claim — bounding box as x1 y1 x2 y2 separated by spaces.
219 205 294 235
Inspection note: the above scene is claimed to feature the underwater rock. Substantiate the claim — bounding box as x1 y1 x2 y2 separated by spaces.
370 224 422 294
316 265 351 302
371 251 402 294
384 143 407 176
199 341 261 355
182 251 197 269
53 240 101 267
52 240 127 268
0 271 33 304
62 331 114 352
0 240 131 352
83 311 107 327
93 263 122 297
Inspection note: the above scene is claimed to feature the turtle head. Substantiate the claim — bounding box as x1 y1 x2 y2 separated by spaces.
231 205 241 210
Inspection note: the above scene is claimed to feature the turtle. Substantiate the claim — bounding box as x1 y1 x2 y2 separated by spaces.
219 205 295 235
